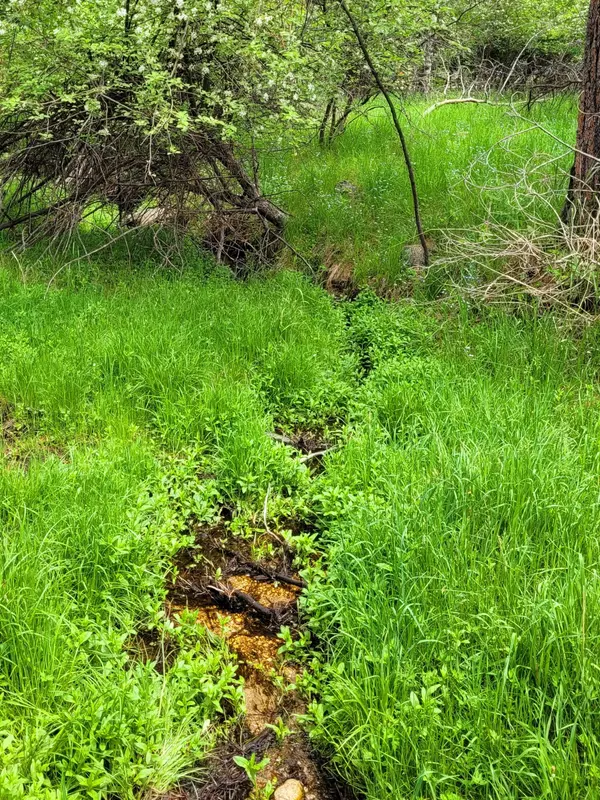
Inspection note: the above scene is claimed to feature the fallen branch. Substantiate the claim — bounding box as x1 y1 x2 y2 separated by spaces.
175 575 282 621
299 447 336 463
423 97 493 116
267 432 295 446
207 581 295 623
234 561 307 590
268 431 335 463
266 227 319 276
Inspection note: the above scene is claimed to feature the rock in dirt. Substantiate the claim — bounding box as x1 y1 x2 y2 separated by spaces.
403 238 437 268
274 779 305 800
335 181 359 197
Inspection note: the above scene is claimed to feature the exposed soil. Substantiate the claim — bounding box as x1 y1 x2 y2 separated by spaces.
321 245 358 299
0 398 65 468
268 429 336 475
166 521 354 800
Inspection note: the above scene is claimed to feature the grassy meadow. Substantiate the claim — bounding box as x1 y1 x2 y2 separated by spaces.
264 95 577 284
0 266 353 798
2 96 600 799
306 299 600 799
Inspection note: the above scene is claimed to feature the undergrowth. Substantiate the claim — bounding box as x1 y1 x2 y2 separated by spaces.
306 298 600 799
0 265 354 798
264 95 577 288
3 255 600 798
1 94 599 800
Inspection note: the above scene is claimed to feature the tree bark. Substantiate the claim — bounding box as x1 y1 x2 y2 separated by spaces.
422 36 435 94
319 98 335 145
214 140 287 230
565 0 600 219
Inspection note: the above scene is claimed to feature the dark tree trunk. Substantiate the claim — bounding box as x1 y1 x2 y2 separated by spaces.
565 0 600 220
422 36 435 94
319 98 335 145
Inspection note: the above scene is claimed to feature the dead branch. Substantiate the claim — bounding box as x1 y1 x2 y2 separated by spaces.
233 562 307 589
207 581 295 623
299 447 336 463
422 97 500 116
0 92 286 273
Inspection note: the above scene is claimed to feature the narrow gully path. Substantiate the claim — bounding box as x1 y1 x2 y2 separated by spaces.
165 519 353 800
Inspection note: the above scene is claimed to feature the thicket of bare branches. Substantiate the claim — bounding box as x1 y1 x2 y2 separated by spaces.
437 125 600 317
0 99 288 269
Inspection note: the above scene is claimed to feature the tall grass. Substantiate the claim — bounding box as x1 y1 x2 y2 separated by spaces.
307 301 600 799
0 267 353 458
0 265 355 797
0 93 596 800
0 436 245 798
264 96 577 283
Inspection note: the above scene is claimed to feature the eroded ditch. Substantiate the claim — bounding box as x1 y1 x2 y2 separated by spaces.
161 430 353 800
164 522 349 800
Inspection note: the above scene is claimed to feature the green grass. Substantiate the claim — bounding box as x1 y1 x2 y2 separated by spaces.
0 438 243 799
1 94 598 800
0 264 356 798
264 95 577 284
306 297 600 799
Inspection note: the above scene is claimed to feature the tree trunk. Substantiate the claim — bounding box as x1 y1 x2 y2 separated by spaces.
565 0 600 220
422 36 435 94
319 98 335 145
336 0 429 266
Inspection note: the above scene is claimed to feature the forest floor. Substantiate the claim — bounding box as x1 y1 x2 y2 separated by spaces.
2 97 600 800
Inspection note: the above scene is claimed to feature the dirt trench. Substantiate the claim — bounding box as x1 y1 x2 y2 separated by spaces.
164 518 352 800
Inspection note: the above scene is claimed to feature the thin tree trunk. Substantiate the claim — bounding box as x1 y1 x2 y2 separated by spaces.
336 0 429 265
319 98 335 145
422 36 435 94
331 94 354 139
565 0 600 219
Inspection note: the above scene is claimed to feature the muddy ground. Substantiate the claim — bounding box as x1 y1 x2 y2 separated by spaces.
162 515 353 800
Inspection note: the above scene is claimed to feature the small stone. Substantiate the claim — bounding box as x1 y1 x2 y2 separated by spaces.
403 239 436 268
335 180 359 197
404 243 427 267
274 779 305 800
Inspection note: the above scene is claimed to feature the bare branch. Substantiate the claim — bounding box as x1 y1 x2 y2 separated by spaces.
336 0 429 265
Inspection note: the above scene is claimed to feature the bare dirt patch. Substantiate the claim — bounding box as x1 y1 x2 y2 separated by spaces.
0 398 66 468
320 246 358 299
